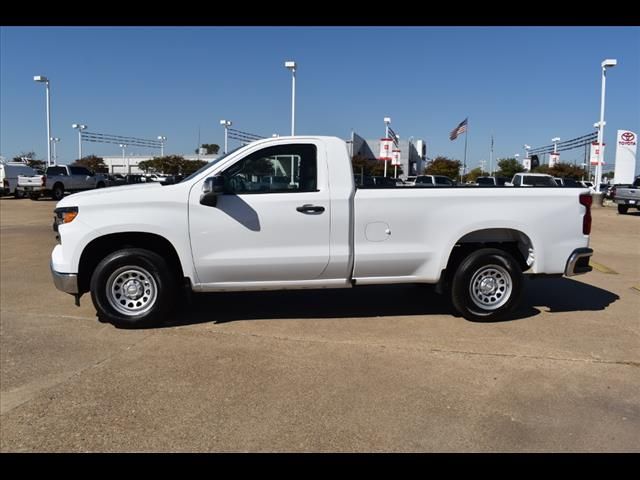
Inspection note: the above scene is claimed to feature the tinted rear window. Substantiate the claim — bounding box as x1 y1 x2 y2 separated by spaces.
525 176 557 186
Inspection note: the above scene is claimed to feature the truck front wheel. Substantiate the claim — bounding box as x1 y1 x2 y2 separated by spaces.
90 248 176 328
450 248 523 322
617 205 628 214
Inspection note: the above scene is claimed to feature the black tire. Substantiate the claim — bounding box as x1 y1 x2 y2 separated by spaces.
96 182 105 188
90 248 176 328
29 193 41 201
14 190 25 199
450 248 523 322
52 183 65 201
617 204 628 214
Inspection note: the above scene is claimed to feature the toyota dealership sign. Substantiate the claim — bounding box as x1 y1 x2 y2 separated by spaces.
614 130 637 185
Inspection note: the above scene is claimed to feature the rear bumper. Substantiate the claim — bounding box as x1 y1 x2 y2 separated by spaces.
51 261 79 294
564 248 593 277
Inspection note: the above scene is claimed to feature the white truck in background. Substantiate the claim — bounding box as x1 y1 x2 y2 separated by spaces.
18 165 108 200
51 136 594 328
0 161 39 198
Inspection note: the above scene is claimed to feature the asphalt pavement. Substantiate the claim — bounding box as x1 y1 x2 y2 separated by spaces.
1 196 638 452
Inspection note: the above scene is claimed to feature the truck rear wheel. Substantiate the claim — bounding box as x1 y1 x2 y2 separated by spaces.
617 205 628 214
52 183 65 201
450 248 523 322
90 248 176 328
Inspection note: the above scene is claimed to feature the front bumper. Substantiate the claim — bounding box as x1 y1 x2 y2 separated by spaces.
564 248 593 277
51 261 79 294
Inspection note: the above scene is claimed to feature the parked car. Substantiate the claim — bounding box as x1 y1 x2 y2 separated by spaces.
554 177 581 187
415 175 456 186
404 176 417 186
51 136 593 328
611 176 640 214
509 173 558 187
476 176 509 186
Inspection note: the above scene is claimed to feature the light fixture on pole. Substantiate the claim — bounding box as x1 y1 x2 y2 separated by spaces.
33 75 52 167
284 61 296 136
551 137 561 154
119 144 128 174
72 124 87 161
50 137 60 165
595 58 617 193
220 120 232 154
157 136 167 156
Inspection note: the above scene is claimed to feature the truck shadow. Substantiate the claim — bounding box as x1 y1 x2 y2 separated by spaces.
159 277 619 328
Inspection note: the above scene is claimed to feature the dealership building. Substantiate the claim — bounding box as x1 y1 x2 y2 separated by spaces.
349 132 427 178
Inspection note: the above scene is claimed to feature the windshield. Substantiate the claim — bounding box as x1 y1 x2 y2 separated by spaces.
178 147 242 183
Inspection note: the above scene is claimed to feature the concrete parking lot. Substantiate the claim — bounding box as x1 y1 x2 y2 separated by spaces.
1 196 638 452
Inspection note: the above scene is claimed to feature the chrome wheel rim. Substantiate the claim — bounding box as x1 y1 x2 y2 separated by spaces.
469 264 512 311
106 266 158 316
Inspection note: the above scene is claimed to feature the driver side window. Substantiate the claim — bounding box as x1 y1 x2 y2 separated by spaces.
223 144 317 194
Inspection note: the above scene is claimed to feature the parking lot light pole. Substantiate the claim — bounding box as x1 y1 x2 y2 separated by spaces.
220 120 232 154
595 58 617 193
157 136 167 156
33 75 52 167
119 144 128 174
72 124 87 161
50 137 60 165
285 61 296 136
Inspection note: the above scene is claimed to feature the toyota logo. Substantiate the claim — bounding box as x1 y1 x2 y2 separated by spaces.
621 132 635 142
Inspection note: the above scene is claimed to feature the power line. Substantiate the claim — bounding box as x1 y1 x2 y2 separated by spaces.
81 131 162 149
529 132 597 156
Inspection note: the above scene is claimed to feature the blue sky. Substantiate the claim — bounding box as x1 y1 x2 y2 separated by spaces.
1 26 639 172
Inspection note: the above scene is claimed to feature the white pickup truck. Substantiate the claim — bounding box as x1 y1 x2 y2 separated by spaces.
18 165 108 200
51 136 594 327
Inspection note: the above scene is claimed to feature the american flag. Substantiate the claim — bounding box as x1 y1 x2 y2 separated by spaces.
449 118 468 141
388 126 399 147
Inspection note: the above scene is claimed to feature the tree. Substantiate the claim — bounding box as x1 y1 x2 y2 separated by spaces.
195 144 220 155
548 162 589 179
351 155 402 177
181 159 208 175
464 167 489 183
13 151 45 170
72 155 107 173
138 155 207 176
424 156 460 180
532 164 550 174
496 158 525 179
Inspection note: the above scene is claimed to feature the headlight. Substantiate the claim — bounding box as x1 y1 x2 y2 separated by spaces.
53 206 79 231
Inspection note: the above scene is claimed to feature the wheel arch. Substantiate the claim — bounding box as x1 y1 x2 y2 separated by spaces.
78 232 186 294
443 228 534 283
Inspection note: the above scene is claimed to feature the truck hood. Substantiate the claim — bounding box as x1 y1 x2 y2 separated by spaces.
56 182 163 208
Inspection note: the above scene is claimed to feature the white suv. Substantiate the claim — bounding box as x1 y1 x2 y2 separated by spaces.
510 173 557 187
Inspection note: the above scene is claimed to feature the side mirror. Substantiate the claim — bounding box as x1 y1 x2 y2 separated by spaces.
200 175 225 207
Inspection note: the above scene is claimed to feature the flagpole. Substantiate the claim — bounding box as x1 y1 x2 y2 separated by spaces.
490 134 494 176
463 119 469 181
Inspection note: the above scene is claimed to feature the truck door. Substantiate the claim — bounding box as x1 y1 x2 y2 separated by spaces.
188 142 331 285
